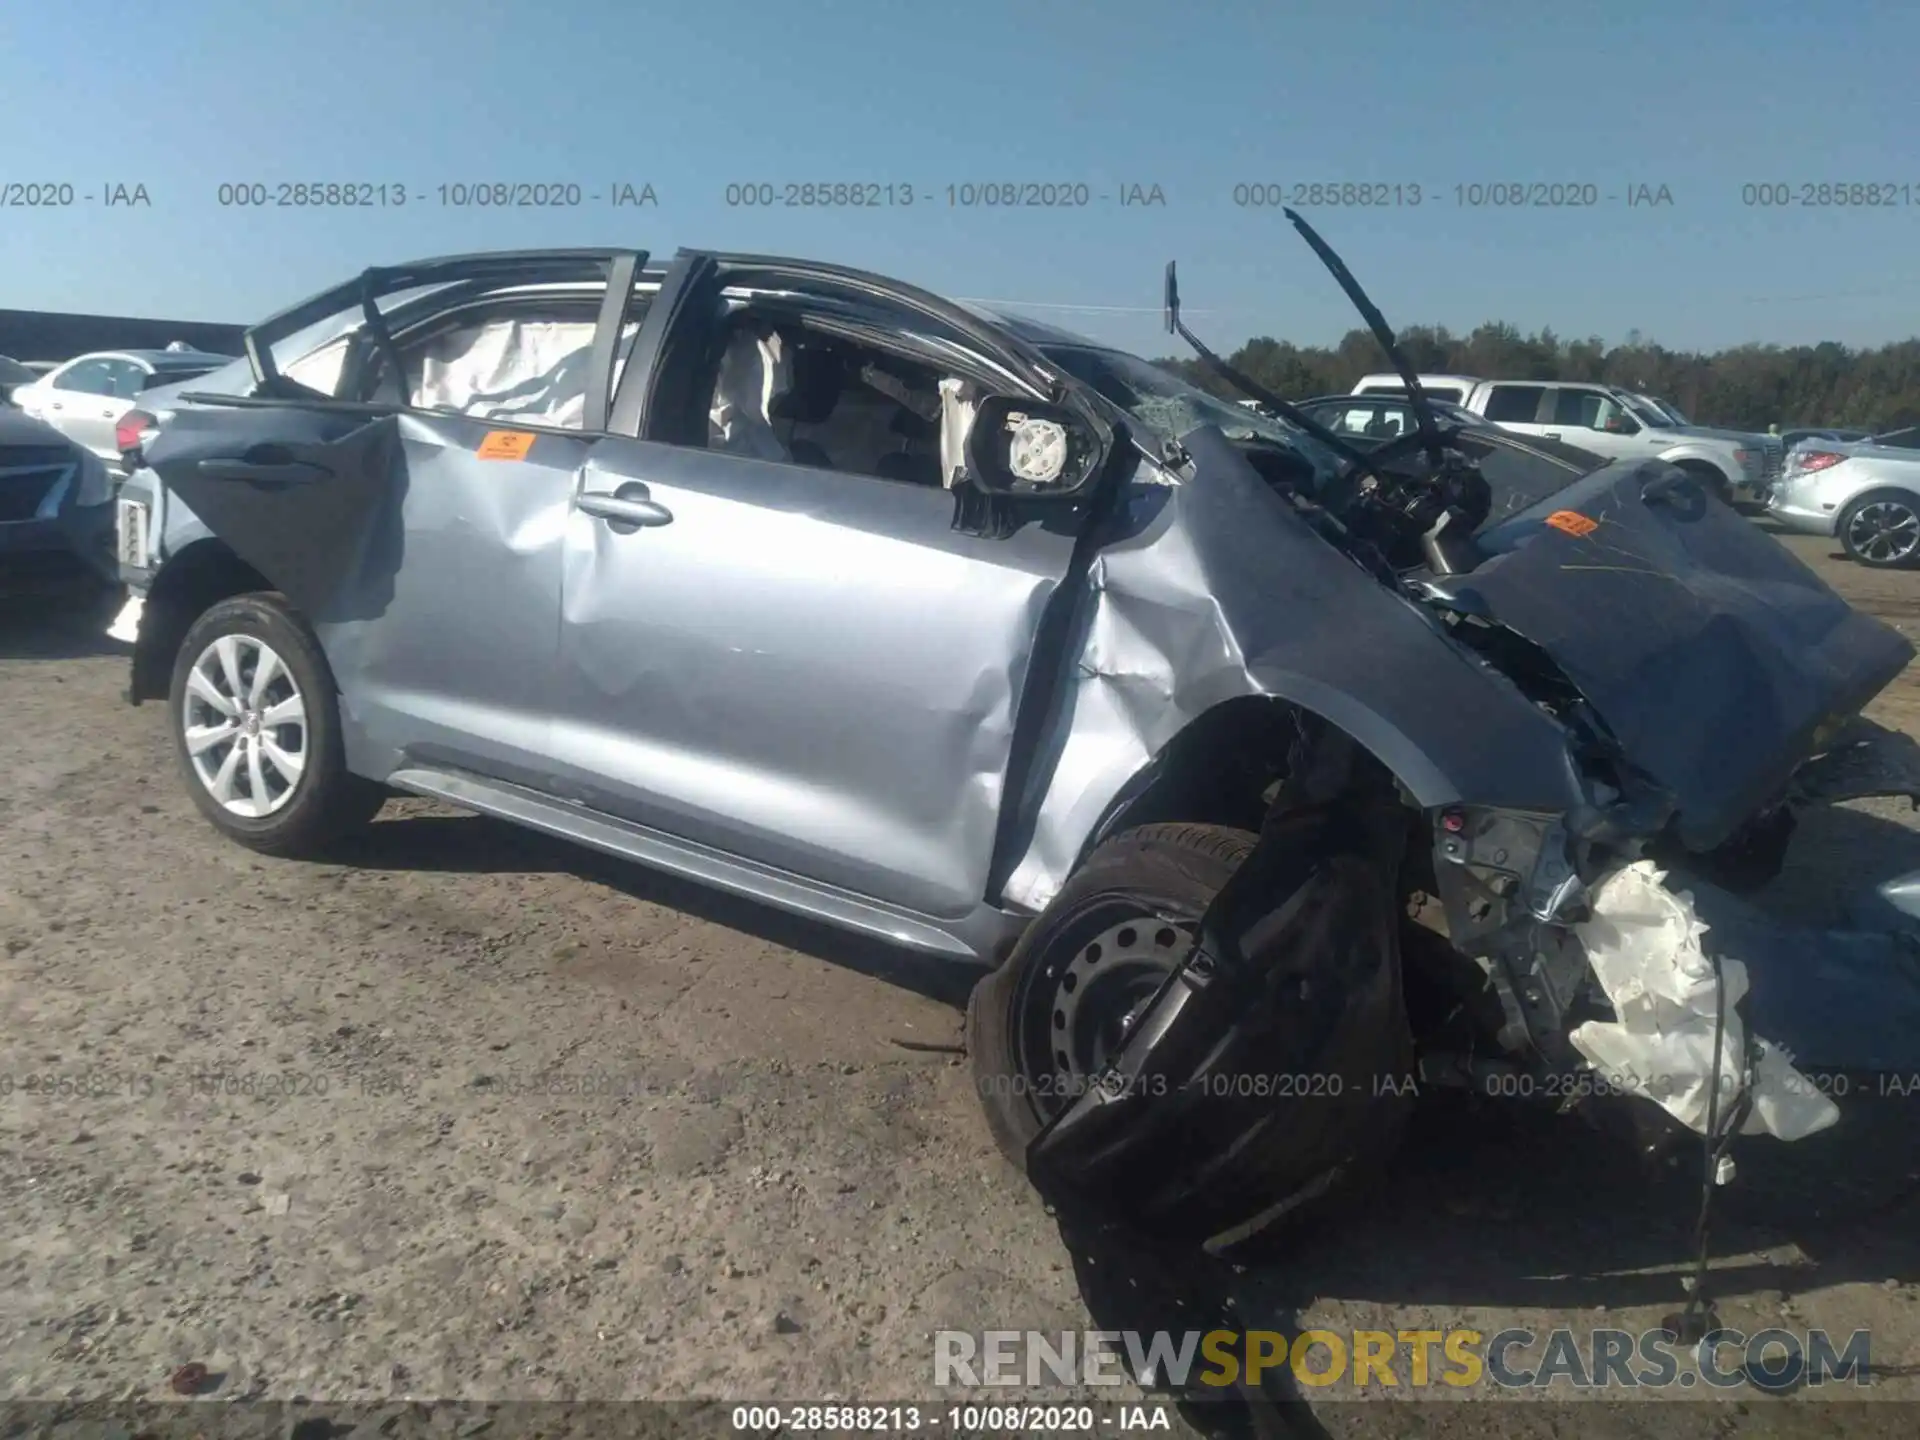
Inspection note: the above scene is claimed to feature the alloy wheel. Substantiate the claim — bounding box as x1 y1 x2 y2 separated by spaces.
1845 497 1920 566
181 634 308 818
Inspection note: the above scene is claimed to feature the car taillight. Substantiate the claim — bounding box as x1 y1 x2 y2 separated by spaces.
116 409 156 454
1795 451 1846 473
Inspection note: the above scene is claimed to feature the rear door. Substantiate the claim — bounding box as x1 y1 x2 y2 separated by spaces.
149 249 648 791
1475 382 1552 440
1540 384 1646 462
545 254 1092 918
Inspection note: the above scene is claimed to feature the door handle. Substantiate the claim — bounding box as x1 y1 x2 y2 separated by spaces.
50 401 63 411
195 458 331 483
1543 431 1562 441
578 483 673 529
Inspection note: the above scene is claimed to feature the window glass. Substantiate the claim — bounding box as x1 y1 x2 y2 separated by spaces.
1551 388 1606 428
107 361 150 398
1482 385 1546 423
52 358 115 395
705 318 949 486
1321 403 1407 439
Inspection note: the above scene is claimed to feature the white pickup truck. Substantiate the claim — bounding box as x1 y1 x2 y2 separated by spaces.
1349 373 1782 504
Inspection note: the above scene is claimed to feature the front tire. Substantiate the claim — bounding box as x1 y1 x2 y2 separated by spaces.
167 592 385 856
968 820 1413 1248
1838 489 1920 569
969 823 1255 1163
1675 460 1736 508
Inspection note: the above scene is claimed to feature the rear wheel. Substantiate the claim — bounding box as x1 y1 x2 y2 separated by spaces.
1838 490 1920 569
167 592 385 856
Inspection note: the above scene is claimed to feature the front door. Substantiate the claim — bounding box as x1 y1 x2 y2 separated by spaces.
550 436 1078 919
1541 385 1656 462
546 260 1090 919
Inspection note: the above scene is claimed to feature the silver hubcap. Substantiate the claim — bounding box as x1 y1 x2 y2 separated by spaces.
182 634 308 818
1847 499 1920 564
1049 917 1194 1085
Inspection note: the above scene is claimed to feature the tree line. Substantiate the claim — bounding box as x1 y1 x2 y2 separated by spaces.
1153 322 1920 433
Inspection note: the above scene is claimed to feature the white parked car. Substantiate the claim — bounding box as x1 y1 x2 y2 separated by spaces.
10 347 233 471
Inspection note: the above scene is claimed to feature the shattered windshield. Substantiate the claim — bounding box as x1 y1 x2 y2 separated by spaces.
1040 344 1342 475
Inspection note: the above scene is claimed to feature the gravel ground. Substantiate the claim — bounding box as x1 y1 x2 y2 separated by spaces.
2 528 1918 1433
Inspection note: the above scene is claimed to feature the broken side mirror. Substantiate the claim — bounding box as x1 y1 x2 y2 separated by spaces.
964 394 1105 498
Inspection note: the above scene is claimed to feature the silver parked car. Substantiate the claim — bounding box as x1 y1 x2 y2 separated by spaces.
10 346 233 469
1777 426 1872 450
108 238 1920 1249
1768 425 1920 568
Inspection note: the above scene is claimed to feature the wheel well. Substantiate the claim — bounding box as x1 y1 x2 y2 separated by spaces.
129 541 272 703
1079 697 1485 1042
1081 697 1316 853
1842 485 1920 514
1080 694 1441 890
1670 457 1733 490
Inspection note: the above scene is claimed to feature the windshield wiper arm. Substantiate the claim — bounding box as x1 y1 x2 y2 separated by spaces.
1281 207 1448 474
1161 261 1377 471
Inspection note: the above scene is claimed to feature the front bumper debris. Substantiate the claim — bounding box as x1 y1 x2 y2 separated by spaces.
1435 713 1920 1146
1568 862 1841 1142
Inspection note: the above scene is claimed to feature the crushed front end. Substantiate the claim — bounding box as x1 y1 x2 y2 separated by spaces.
1015 439 1920 1257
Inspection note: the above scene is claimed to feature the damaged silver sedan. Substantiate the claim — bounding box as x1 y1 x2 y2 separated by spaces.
112 232 1920 1256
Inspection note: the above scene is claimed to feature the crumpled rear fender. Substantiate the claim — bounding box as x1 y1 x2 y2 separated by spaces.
1000 427 1585 913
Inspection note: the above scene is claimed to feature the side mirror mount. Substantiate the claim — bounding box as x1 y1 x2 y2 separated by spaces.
964 394 1106 498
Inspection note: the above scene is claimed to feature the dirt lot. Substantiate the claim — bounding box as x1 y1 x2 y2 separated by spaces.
3 527 1919 1431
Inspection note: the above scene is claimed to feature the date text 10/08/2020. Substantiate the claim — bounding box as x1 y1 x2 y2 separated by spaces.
1231 182 1674 208
209 183 660 208
721 183 1168 207
970 1069 1920 1103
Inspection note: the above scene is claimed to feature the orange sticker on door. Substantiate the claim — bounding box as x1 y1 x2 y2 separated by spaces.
476 430 537 461
1545 510 1599 537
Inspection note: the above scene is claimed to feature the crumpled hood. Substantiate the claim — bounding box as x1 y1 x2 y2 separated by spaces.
1428 458 1914 850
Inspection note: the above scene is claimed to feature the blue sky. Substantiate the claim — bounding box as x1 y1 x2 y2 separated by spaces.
3 0 1916 357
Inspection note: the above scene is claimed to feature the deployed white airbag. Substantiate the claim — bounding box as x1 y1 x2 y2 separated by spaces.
939 376 978 489
1569 861 1839 1142
708 327 792 462
409 316 639 428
